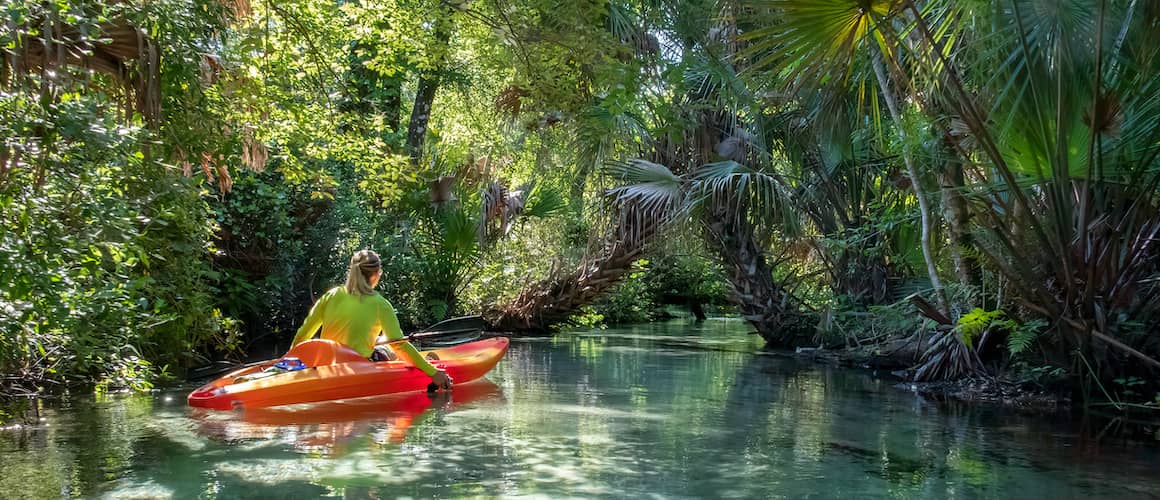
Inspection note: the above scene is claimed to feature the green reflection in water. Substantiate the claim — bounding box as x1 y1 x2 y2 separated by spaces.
1 317 1159 499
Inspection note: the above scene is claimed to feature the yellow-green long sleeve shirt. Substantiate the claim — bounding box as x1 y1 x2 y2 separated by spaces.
291 287 438 376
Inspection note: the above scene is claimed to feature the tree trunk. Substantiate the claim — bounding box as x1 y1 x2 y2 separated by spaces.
487 210 661 332
702 200 811 346
872 51 949 313
939 162 980 287
689 299 707 321
405 11 454 164
384 78 402 134
406 75 440 162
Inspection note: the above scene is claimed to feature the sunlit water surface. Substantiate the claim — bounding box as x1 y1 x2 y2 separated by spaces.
2 318 1159 499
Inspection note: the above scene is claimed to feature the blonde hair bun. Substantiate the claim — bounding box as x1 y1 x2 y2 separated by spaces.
345 249 382 296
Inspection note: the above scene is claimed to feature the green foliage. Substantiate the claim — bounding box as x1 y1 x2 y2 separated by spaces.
821 297 929 348
409 202 483 321
1112 376 1147 397
209 166 332 341
640 251 733 309
592 259 658 325
1011 362 1068 388
564 306 607 330
0 90 234 391
522 183 568 219
3 0 1155 409
955 308 1006 349
953 308 1045 358
581 253 734 327
1007 320 1047 357
0 0 239 392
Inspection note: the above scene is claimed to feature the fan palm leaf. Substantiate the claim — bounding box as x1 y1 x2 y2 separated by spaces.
605 159 686 211
741 0 894 86
691 160 800 237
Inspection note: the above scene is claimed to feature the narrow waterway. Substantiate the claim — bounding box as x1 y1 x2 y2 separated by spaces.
2 318 1158 498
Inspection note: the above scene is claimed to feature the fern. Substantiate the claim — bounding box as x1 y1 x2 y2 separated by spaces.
1007 319 1047 357
955 308 1005 349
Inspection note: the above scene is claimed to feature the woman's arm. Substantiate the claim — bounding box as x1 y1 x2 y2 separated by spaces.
379 299 440 376
291 289 331 347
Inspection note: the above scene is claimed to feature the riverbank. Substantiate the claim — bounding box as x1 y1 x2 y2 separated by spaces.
783 338 1073 413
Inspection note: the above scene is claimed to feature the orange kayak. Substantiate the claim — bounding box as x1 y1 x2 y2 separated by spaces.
187 337 509 410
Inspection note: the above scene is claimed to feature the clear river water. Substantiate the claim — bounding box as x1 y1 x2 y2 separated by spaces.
2 318 1158 499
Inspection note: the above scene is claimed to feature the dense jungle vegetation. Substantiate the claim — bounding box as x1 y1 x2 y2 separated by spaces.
1 0 1158 411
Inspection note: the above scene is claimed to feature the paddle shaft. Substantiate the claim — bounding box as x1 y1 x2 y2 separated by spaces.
381 330 477 346
415 315 485 335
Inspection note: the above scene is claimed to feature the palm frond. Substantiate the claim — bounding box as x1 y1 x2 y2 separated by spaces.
436 205 479 260
604 159 686 219
739 0 893 88
606 1 640 45
691 160 800 235
603 159 687 251
574 100 652 178
913 328 985 381
522 183 567 219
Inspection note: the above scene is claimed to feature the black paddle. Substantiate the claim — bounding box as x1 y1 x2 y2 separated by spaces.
416 314 485 335
402 315 486 346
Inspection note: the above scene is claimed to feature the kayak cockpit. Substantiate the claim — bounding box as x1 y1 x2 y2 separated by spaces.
286 339 367 367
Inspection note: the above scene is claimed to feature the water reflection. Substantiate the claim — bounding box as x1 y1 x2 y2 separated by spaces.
191 380 504 455
1 318 1159 499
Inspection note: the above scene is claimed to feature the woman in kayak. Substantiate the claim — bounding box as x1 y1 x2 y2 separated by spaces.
290 249 453 390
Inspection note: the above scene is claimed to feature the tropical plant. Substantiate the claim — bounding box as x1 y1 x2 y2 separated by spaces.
740 0 950 313
740 0 1160 396
603 154 815 342
0 0 241 391
598 0 822 345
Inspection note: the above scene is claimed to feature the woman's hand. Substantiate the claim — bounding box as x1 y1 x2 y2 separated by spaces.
430 369 454 390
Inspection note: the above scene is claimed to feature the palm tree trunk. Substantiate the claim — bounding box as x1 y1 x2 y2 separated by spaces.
487 211 661 332
702 199 810 346
872 52 949 313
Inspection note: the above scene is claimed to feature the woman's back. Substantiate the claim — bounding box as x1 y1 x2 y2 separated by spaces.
296 287 397 357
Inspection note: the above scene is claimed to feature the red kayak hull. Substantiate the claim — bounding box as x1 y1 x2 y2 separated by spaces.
187 337 509 410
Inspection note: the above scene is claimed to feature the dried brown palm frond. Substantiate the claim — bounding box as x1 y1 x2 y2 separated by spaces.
200 54 227 87
913 328 985 382
622 28 659 59
477 179 556 249
477 182 506 244
223 0 253 19
240 126 268 172
429 176 459 207
456 155 491 185
176 147 193 177
198 152 233 194
5 17 161 122
494 85 529 120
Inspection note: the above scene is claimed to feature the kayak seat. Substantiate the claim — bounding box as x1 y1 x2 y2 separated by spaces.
286 339 367 367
